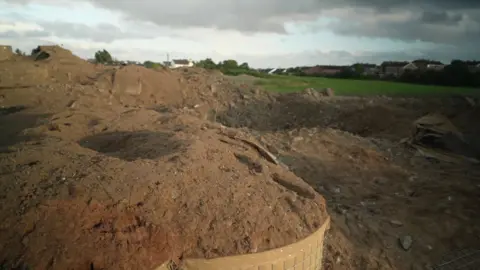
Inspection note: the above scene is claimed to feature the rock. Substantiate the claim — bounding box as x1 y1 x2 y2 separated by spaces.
335 204 349 215
335 255 342 264
390 220 403 227
293 136 304 142
399 235 413 250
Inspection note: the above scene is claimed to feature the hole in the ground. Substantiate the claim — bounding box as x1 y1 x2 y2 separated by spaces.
215 91 418 139
0 105 27 116
0 111 49 149
149 104 172 113
78 131 185 161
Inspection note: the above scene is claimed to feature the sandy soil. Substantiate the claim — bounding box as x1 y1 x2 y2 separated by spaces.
1 46 479 270
0 46 327 270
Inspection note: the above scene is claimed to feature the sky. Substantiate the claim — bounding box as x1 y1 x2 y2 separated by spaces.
0 0 479 68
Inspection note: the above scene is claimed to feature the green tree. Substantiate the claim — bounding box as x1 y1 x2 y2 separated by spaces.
14 48 25 56
143 61 162 69
94 49 113 64
195 58 217 69
239 62 249 70
219 59 238 69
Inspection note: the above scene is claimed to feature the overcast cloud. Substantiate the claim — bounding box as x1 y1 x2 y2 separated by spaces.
0 0 479 67
81 0 480 43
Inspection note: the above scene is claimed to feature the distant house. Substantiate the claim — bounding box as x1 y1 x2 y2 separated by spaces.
304 65 343 76
363 65 380 76
268 68 278 74
351 63 380 76
272 68 287 74
381 61 409 77
468 63 480 73
170 59 193 69
402 62 418 71
411 59 444 71
426 64 445 71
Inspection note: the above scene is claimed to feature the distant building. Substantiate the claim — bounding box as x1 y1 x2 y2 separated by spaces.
268 68 278 74
350 63 380 76
304 65 343 76
426 64 445 71
381 61 410 77
170 59 193 69
468 63 480 73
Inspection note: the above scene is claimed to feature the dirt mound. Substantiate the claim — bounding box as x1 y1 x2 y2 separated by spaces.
0 45 14 61
4 48 478 270
0 45 99 88
31 45 85 63
94 65 187 107
0 108 328 269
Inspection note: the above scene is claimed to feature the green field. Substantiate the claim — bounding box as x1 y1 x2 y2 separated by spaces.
254 75 478 96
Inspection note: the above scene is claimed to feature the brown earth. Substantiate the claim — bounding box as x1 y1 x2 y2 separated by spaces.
0 46 326 270
1 46 480 270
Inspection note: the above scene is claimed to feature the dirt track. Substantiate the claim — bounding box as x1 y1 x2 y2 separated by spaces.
1 46 479 270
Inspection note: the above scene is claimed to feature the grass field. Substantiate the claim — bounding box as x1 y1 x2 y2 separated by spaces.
254 75 479 96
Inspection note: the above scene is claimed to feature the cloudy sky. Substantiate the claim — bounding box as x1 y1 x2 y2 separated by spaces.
0 0 479 68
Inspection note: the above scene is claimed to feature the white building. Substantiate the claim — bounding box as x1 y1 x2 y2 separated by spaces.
170 59 194 69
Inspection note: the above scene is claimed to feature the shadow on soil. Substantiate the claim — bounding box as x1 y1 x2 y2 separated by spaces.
78 131 184 161
0 107 49 151
216 93 480 140
279 149 480 269
215 93 425 138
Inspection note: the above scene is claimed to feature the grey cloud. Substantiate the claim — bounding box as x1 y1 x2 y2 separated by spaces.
38 21 150 42
325 8 480 46
0 29 50 38
3 0 480 60
6 0 480 46
421 11 463 25
83 0 479 29
82 0 480 50
0 31 20 38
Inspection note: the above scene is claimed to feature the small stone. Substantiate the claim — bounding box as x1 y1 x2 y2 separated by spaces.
293 136 304 142
335 255 342 264
390 220 403 227
399 235 413 250
335 204 348 215
22 236 29 246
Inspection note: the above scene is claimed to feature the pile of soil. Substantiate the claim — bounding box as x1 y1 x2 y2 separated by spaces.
4 46 478 270
0 45 101 88
0 48 328 269
0 45 14 61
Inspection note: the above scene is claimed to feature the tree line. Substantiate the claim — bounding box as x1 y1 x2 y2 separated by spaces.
91 49 479 88
193 58 270 77
330 60 480 88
